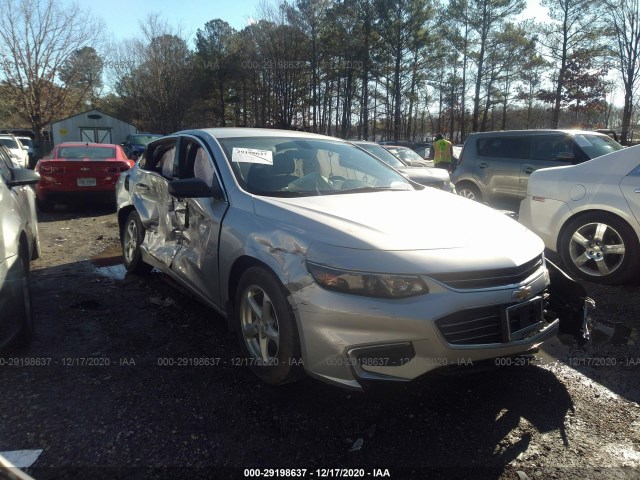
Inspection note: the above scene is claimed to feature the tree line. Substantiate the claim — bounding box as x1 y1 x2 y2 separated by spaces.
1 0 639 144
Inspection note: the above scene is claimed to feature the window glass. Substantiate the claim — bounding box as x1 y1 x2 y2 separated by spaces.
0 137 19 149
477 137 529 159
574 134 623 159
0 148 11 182
217 136 411 196
57 146 116 159
529 135 567 161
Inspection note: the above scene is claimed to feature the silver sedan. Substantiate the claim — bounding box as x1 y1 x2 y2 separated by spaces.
117 128 565 390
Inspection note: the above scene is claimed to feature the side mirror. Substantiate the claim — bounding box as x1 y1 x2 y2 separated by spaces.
8 168 40 187
22 146 29 151
168 178 222 200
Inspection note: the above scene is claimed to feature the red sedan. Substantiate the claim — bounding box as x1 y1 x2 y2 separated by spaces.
35 143 134 211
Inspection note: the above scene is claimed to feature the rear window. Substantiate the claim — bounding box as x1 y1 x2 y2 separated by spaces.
57 147 116 159
574 134 623 159
477 137 529 159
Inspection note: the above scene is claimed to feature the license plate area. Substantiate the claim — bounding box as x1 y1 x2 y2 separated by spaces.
77 178 96 187
504 296 544 341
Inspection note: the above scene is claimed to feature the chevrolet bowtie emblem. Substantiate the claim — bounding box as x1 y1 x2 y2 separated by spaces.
513 285 533 300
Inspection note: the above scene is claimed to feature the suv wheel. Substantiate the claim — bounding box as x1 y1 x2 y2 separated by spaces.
457 184 482 202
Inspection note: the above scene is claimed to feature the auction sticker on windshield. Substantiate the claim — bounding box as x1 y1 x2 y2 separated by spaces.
232 148 273 165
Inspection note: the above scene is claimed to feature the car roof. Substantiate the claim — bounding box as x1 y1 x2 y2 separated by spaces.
468 129 610 137
179 127 335 141
57 142 119 147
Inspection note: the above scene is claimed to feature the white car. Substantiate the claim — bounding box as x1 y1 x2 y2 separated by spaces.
519 145 640 284
0 134 29 169
0 145 40 350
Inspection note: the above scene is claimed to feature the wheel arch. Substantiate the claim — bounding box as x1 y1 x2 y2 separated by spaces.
454 180 482 201
118 205 136 240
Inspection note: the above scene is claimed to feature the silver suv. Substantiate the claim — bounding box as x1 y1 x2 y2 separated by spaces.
451 130 623 208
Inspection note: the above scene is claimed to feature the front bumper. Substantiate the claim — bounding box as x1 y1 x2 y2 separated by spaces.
289 266 556 390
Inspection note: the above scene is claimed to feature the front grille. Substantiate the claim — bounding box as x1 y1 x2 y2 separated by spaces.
435 305 503 345
429 255 543 289
436 293 549 346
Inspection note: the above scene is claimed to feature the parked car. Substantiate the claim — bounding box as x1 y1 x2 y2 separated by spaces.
0 144 40 351
382 145 434 167
121 133 164 159
451 130 623 209
519 145 640 284
35 142 133 211
351 140 454 192
116 127 589 390
0 134 29 169
15 136 35 167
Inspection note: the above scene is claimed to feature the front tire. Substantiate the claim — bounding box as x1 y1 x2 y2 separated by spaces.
122 211 153 274
11 242 33 349
559 213 639 284
235 266 304 385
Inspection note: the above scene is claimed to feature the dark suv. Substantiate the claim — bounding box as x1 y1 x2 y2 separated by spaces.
451 130 623 208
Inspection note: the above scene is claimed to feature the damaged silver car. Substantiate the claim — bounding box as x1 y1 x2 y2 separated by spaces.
116 128 588 390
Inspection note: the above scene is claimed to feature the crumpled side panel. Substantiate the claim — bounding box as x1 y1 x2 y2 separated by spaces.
246 230 312 292
133 173 180 267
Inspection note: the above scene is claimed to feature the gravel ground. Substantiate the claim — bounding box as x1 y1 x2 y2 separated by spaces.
0 205 638 480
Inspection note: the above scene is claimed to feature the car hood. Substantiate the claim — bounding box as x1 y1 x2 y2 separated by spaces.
252 189 543 271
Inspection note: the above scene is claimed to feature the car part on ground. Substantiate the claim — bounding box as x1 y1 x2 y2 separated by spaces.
519 144 640 284
117 127 589 390
452 130 623 210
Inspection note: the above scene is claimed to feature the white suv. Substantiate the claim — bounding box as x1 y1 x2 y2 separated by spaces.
0 134 29 168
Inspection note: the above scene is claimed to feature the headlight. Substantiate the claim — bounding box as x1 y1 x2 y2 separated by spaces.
307 262 429 298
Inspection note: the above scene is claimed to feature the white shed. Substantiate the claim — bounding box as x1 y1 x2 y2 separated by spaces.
51 109 136 146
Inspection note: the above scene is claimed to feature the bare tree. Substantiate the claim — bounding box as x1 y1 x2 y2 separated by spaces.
109 14 196 133
606 0 640 144
0 0 103 139
539 0 604 128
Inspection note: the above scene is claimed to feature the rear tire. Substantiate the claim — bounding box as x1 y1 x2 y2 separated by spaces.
235 266 304 385
122 211 153 274
456 183 482 202
559 212 639 284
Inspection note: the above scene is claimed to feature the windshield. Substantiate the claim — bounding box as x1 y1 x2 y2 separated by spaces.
57 146 116 159
575 134 623 159
0 138 19 149
218 136 413 196
355 142 405 168
131 134 162 146
17 138 33 147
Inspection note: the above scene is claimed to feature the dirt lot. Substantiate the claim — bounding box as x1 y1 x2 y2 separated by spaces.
1 205 639 480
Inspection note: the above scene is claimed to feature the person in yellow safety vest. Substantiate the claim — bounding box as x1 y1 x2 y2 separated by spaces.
429 133 453 171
